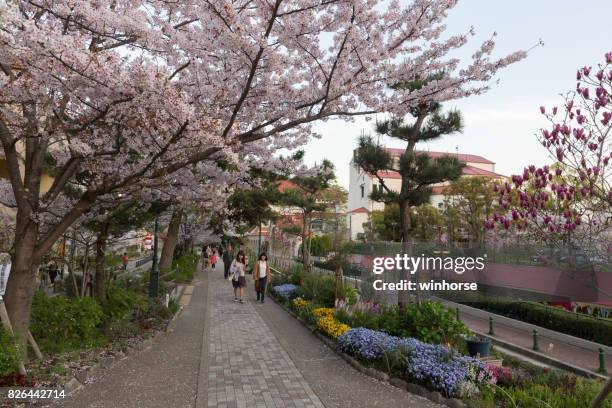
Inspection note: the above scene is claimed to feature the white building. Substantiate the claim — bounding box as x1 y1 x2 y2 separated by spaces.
347 148 504 240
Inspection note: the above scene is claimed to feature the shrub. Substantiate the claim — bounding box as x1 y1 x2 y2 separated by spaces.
0 329 21 377
173 251 199 283
297 274 336 306
101 285 148 322
399 302 469 347
30 291 105 352
315 316 351 339
289 269 304 285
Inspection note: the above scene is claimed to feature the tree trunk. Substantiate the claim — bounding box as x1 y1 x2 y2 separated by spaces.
304 215 312 273
94 222 110 300
4 220 40 352
301 212 309 272
159 209 182 274
81 244 90 297
399 199 415 308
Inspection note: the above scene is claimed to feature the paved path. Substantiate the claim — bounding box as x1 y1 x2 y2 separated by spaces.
56 258 442 407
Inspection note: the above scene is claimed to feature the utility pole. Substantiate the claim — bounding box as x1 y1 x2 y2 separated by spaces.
149 219 160 297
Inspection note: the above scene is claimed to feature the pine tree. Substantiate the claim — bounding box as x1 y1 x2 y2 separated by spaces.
353 76 465 305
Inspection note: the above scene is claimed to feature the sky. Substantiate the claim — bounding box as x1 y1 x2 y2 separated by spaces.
301 1 612 189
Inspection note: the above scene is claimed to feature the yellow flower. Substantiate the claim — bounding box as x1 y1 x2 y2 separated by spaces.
292 297 310 308
316 316 351 339
313 307 335 317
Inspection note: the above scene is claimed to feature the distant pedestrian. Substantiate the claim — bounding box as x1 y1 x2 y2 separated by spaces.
253 253 271 303
122 252 129 271
48 262 59 285
210 249 218 269
223 243 235 279
202 245 210 268
230 251 247 303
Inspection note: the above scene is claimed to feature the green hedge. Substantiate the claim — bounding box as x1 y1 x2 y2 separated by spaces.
466 300 612 346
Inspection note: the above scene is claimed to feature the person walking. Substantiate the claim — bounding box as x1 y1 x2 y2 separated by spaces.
253 253 271 303
210 249 218 269
223 243 235 279
230 251 247 303
122 252 129 271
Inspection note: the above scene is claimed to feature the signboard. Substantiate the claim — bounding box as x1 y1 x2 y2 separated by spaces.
143 233 153 250
0 261 10 297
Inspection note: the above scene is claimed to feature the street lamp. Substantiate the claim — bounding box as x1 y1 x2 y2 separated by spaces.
149 218 159 297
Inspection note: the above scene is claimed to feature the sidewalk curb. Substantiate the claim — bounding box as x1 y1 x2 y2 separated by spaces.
271 296 468 408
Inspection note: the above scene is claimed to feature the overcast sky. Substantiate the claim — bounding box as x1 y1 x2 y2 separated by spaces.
300 1 612 189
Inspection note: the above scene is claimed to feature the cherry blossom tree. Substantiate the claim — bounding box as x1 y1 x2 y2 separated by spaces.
0 0 526 338
487 53 611 260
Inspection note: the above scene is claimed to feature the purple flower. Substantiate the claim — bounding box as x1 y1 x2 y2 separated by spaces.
273 283 298 299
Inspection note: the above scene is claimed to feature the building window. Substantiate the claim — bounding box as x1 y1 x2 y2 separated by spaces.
360 185 365 198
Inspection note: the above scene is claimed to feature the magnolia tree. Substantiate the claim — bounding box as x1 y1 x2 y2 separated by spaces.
0 0 526 337
487 53 612 257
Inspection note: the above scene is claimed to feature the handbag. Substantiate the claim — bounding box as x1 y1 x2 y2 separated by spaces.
227 262 237 281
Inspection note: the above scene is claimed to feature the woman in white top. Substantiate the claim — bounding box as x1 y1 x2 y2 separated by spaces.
253 253 271 304
230 251 247 303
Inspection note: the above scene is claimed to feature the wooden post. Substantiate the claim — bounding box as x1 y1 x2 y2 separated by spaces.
0 299 27 376
27 331 43 360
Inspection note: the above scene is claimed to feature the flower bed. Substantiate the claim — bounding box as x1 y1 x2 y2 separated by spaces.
338 328 493 399
272 283 298 300
271 268 612 408
316 316 351 340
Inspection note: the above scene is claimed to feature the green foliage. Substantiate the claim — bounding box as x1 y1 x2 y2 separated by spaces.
468 299 612 346
399 301 469 346
172 250 199 283
0 329 22 377
442 176 497 244
309 235 333 257
296 274 337 307
101 284 148 322
30 291 105 352
410 204 442 241
336 284 358 305
336 302 469 347
497 377 612 408
289 269 304 285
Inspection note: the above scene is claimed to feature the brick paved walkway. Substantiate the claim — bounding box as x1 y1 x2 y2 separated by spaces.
57 259 442 408
206 269 324 408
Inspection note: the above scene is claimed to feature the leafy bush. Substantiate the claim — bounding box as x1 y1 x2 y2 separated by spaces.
101 285 148 322
398 302 469 347
173 251 199 283
30 291 105 352
0 329 21 377
466 300 612 346
289 269 304 285
335 302 468 347
296 274 336 306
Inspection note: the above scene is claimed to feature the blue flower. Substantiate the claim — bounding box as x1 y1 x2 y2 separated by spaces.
273 283 298 299
338 328 490 398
